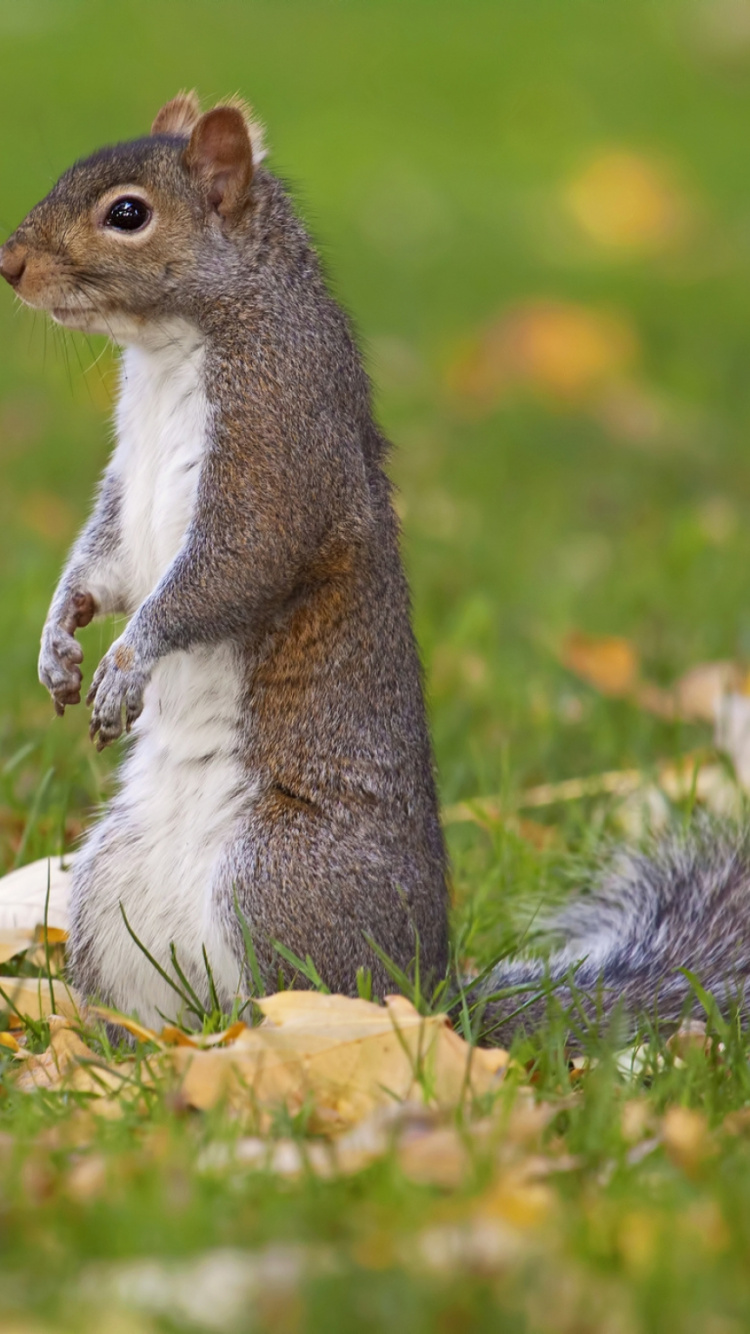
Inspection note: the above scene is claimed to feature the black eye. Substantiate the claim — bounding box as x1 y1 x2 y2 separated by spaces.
104 197 151 232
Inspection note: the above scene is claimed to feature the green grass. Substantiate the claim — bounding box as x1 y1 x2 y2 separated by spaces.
5 0 750 1328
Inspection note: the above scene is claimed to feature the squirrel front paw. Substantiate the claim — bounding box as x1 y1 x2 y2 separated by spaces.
38 593 95 716
39 625 84 715
86 638 150 750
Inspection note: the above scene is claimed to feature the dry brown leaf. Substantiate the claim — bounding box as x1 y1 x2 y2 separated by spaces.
565 151 688 253
14 1016 144 1101
15 1016 100 1092
88 1005 164 1047
169 992 508 1128
0 974 82 1024
560 631 640 697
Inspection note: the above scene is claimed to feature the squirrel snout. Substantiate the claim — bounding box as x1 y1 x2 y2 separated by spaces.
0 242 27 288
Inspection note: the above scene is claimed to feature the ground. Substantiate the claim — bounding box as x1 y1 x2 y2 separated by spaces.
3 1 750 1330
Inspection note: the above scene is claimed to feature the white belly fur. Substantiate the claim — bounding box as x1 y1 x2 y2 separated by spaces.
73 322 249 1023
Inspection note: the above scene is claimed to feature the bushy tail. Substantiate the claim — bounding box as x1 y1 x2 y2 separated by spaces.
477 819 750 1047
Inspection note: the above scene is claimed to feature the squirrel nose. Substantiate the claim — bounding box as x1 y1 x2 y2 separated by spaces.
0 242 27 288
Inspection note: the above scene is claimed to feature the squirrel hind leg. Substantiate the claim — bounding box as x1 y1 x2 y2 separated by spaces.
213 804 448 1000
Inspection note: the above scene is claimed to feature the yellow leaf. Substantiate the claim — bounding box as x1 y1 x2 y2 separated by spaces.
14 1016 99 1092
479 1166 556 1229
169 991 508 1128
565 151 688 253
663 1106 714 1173
88 1005 163 1047
159 1025 200 1048
13 1016 145 1102
621 1099 653 1145
560 631 640 697
445 300 637 413
397 1125 471 1188
0 975 82 1023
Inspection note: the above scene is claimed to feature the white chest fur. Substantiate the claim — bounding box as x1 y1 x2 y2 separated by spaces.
73 321 250 1025
116 322 210 605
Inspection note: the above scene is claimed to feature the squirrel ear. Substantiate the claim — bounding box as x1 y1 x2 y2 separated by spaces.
185 107 254 220
151 90 202 137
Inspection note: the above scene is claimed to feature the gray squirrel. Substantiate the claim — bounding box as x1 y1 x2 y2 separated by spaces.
0 92 745 1041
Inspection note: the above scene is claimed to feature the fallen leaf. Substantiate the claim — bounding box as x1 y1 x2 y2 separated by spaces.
560 631 640 697
565 151 688 253
0 975 82 1024
663 1106 714 1173
14 1016 145 1103
640 660 747 724
397 1125 473 1188
15 1016 101 1092
620 1099 654 1145
445 300 637 412
666 1020 716 1063
0 927 37 965
88 1005 164 1047
0 856 71 931
64 1152 108 1202
169 992 508 1128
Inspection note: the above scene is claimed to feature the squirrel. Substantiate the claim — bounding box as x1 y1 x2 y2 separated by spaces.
0 91 449 1027
1 92 746 1043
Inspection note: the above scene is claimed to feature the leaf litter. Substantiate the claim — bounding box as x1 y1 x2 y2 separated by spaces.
0 735 746 1330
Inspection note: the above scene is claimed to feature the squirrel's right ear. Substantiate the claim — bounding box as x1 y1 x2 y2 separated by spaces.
185 107 254 222
151 91 202 136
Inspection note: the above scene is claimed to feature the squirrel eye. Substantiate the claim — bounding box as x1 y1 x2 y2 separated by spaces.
103 197 152 232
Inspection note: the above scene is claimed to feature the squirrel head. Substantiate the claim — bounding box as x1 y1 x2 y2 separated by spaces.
0 91 266 343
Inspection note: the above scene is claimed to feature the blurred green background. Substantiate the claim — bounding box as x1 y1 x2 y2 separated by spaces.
3 0 750 951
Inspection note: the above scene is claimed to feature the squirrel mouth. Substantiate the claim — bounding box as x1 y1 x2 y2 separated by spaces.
51 305 100 328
